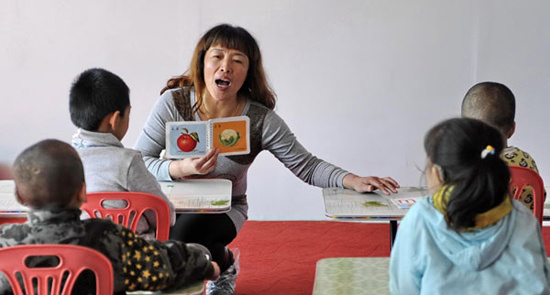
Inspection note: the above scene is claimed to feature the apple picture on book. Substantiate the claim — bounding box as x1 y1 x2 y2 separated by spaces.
177 128 200 152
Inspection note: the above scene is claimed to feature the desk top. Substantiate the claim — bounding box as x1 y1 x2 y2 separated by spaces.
324 186 550 220
323 187 427 220
0 179 232 217
312 257 389 295
159 179 232 213
313 256 550 295
0 180 27 217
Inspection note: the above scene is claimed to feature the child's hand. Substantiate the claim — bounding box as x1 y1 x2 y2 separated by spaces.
343 173 400 195
209 262 221 280
169 148 220 179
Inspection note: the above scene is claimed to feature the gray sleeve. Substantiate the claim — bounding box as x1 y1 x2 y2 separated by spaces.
134 91 180 181
262 110 349 188
127 153 176 225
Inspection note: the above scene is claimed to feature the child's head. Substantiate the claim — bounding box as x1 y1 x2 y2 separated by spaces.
69 68 130 140
424 118 510 230
13 139 86 210
461 82 516 138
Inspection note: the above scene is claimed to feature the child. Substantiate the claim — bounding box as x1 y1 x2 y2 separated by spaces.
0 139 220 294
69 68 175 237
389 118 550 294
461 82 545 209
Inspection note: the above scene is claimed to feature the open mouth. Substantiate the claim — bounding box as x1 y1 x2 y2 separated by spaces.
215 78 231 87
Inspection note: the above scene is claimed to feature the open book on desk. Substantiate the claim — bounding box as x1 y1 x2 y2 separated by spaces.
159 179 232 213
322 186 428 219
166 116 250 159
1 179 233 217
0 180 29 217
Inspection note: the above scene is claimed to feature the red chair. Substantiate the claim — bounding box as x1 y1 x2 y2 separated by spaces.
81 192 171 241
509 166 545 225
0 244 113 295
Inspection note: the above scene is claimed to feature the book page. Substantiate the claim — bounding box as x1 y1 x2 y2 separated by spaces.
165 121 208 158
159 179 232 213
211 116 250 156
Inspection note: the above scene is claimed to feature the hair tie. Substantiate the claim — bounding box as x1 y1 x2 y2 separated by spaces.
481 145 495 159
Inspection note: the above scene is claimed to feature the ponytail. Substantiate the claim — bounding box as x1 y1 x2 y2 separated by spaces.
424 118 510 231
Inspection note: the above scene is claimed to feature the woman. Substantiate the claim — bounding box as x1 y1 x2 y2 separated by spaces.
135 24 399 294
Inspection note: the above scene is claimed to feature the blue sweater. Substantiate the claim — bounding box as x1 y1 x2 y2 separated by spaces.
390 197 550 295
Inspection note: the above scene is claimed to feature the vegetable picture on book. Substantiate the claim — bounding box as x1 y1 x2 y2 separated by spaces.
166 116 250 158
219 129 240 147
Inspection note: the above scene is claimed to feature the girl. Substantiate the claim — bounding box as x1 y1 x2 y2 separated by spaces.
390 118 550 294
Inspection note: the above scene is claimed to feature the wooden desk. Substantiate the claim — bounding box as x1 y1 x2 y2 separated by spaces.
313 256 550 295
322 187 426 247
324 186 550 247
159 179 232 213
0 180 27 218
0 179 232 218
312 257 389 295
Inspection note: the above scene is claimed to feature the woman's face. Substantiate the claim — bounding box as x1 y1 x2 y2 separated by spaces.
203 45 249 102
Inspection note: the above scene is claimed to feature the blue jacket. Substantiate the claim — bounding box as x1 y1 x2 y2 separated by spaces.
390 197 550 295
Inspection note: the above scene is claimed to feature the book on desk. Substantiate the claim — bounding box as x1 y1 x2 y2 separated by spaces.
0 180 28 216
159 179 232 213
0 179 232 217
322 186 428 219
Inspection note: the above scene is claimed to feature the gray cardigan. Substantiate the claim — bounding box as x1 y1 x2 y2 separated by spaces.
72 129 176 234
134 88 349 232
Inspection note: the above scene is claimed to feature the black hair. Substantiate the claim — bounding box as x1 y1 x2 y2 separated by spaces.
424 118 510 230
69 68 130 131
13 139 84 210
461 82 516 136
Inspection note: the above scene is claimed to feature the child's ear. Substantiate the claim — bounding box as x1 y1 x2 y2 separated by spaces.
431 164 445 184
77 182 87 204
107 110 122 131
506 122 516 139
14 186 27 206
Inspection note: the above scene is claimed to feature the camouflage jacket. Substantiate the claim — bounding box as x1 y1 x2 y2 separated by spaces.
0 209 214 294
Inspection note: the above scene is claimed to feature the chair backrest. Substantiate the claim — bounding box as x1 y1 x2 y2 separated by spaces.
0 244 113 295
81 192 171 241
509 166 545 225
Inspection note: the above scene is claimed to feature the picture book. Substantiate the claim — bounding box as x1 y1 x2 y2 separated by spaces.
0 180 28 216
166 116 250 158
159 179 232 213
322 186 428 218
390 197 418 209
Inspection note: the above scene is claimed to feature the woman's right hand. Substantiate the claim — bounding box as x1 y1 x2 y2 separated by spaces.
168 148 220 179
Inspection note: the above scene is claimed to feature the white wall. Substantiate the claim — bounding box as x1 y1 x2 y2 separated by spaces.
1 0 549 220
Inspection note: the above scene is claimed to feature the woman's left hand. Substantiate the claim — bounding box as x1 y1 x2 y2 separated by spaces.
343 173 400 195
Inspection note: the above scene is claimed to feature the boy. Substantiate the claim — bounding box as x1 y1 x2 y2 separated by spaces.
69 68 175 237
461 81 545 209
0 139 219 294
